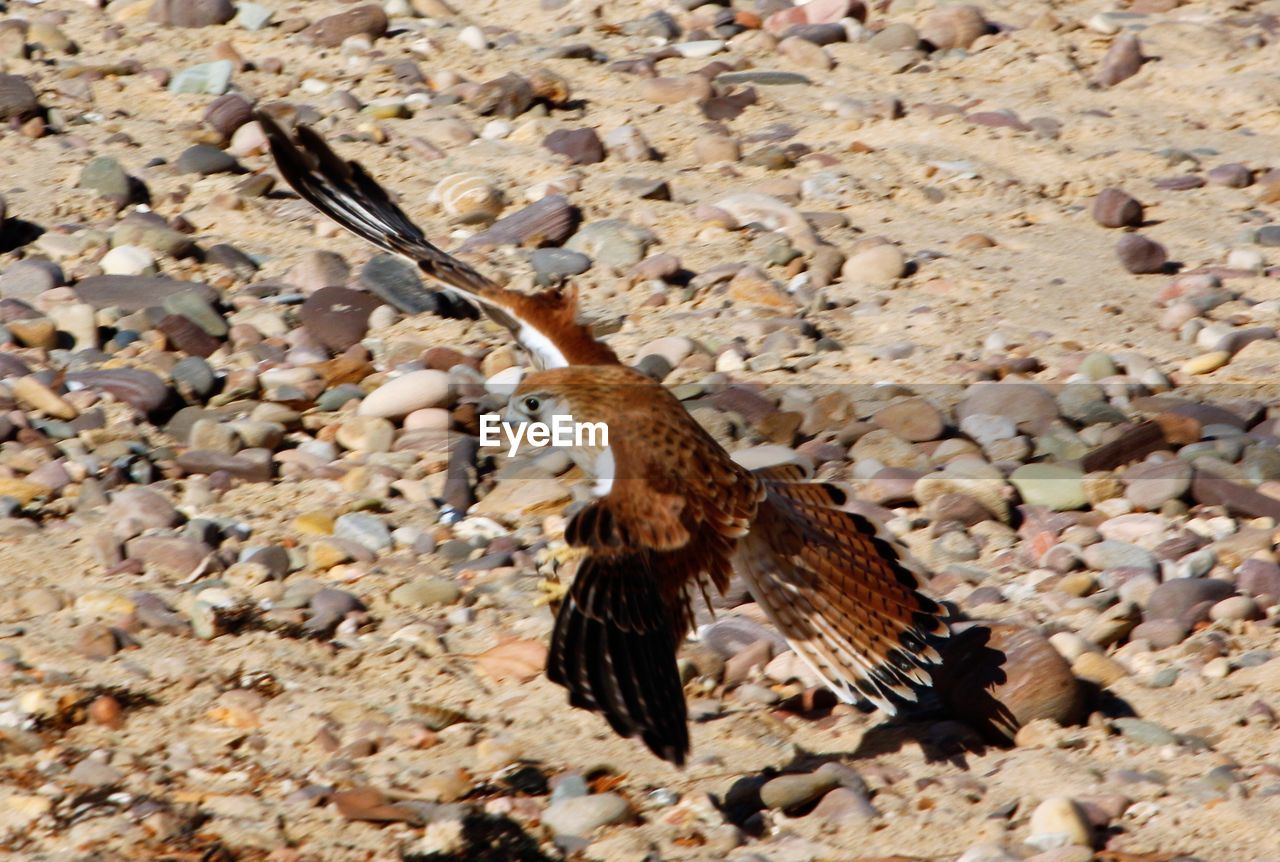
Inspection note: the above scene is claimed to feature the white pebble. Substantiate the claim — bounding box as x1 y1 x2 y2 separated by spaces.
358 369 451 419
481 119 513 140
458 25 488 50
100 245 155 276
1227 248 1265 271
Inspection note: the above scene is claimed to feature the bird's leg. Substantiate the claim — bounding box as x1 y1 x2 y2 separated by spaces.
532 542 587 607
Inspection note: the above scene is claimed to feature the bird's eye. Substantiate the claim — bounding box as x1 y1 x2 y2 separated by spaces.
523 396 541 413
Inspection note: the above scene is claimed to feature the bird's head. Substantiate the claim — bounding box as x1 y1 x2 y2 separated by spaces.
505 365 647 427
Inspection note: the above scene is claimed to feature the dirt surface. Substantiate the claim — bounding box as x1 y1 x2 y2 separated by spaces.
1 0 1279 860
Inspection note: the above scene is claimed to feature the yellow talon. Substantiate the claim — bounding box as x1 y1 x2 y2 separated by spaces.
532 543 586 607
533 576 569 607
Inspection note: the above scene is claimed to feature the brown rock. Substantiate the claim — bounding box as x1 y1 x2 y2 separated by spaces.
300 287 381 352
937 622 1084 742
157 314 220 357
874 397 946 442
1191 471 1280 519
75 624 120 660
1116 234 1167 274
148 0 235 27
304 5 388 47
203 93 254 139
125 536 212 577
1095 34 1144 87
543 128 605 165
0 74 39 120
919 4 989 50
1092 188 1143 228
1145 578 1234 623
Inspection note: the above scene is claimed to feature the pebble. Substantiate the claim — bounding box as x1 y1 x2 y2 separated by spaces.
541 793 631 837
149 0 235 28
300 287 381 351
1181 351 1229 375
79 157 134 206
435 173 503 223
169 60 234 96
1145 578 1234 621
841 244 906 285
919 4 989 50
543 128 605 165
101 245 156 277
938 623 1083 740
759 771 839 811
391 577 461 607
874 398 945 442
304 4 388 47
1122 459 1191 509
334 512 393 553
0 74 37 120
360 255 437 314
176 144 241 175
1116 234 1168 274
1010 463 1086 510
358 370 450 418
565 220 654 268
530 248 592 282
1096 34 1144 87
1027 797 1092 850
1092 188 1143 228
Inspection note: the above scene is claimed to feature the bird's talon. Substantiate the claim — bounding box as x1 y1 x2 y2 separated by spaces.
533 576 569 607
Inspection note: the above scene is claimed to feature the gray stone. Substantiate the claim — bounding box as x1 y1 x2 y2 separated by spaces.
531 248 592 280
0 259 64 300
1112 717 1178 746
541 793 630 837
1122 459 1191 509
565 220 656 268
334 512 393 553
1083 540 1156 573
235 1 274 30
359 254 438 314
957 382 1059 429
79 157 134 205
176 144 242 175
169 60 235 95
1145 578 1234 621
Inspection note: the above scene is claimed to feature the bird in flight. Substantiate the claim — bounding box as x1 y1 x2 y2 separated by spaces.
258 111 950 766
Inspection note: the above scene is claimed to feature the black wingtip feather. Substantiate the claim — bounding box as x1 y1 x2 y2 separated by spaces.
546 559 690 766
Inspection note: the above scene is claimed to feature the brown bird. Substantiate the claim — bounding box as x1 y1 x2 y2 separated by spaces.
258 113 950 766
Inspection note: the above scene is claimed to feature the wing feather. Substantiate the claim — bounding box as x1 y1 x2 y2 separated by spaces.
255 111 619 368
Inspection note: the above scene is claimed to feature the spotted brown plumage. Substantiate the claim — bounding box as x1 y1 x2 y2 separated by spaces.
261 120 951 766
510 367 948 764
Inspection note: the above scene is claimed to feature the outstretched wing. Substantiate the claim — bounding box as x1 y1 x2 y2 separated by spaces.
546 409 761 765
255 111 619 369
737 474 949 713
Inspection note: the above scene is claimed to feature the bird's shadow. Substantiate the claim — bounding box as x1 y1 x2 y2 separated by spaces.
401 809 557 862
0 218 45 254
713 623 1137 830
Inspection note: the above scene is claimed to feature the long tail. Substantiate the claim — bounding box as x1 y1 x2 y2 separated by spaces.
256 111 500 296
546 552 690 766
737 468 949 713
254 111 619 368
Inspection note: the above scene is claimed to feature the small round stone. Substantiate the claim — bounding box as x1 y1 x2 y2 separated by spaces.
1092 188 1143 228
1116 234 1167 274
